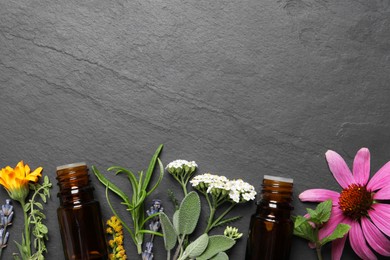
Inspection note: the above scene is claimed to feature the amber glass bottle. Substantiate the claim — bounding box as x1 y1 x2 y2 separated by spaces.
245 175 294 260
56 162 108 260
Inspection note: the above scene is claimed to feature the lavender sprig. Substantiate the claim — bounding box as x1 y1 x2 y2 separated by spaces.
142 200 163 260
0 199 13 258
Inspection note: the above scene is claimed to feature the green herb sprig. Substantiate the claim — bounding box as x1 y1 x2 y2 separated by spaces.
92 144 164 254
293 200 351 260
14 176 52 260
159 191 236 260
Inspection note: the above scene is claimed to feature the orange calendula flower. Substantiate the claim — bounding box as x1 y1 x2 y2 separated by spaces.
0 161 42 202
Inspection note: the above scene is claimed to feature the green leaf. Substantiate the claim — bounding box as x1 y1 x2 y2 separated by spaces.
39 193 47 203
160 212 177 251
293 215 316 242
210 252 229 260
38 223 49 234
180 233 209 260
146 158 164 196
307 200 332 225
105 185 135 240
108 166 139 194
197 235 236 260
178 191 201 235
214 216 242 228
320 223 351 246
91 166 131 204
142 144 163 191
34 202 43 210
44 175 50 185
173 210 180 235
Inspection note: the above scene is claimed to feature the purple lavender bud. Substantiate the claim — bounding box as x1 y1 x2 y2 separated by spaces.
0 228 8 248
149 221 160 232
1 200 13 216
147 199 163 216
142 242 154 260
146 241 153 253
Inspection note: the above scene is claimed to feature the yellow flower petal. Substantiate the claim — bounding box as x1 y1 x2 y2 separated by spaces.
0 161 42 202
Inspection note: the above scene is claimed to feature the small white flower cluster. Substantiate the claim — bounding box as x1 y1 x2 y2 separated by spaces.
165 160 198 179
229 179 257 203
165 160 198 170
190 173 257 203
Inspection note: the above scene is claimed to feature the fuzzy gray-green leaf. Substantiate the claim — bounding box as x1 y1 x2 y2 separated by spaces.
197 235 235 260
180 233 209 259
178 191 201 235
173 210 180 235
160 212 177 251
210 252 229 260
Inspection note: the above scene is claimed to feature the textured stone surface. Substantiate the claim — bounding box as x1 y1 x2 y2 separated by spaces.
1 0 390 259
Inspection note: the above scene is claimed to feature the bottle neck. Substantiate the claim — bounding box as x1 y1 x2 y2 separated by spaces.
256 176 294 215
56 163 95 206
260 177 293 203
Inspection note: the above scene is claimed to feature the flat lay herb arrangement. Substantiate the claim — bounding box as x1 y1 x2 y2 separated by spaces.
0 146 389 259
0 161 52 260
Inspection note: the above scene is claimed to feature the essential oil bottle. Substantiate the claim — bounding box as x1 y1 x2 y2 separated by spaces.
56 162 108 260
245 175 294 260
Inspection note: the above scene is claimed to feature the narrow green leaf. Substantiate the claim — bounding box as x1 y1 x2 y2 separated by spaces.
146 158 164 196
138 171 144 193
132 190 147 210
108 166 139 195
180 233 209 260
105 185 135 240
34 202 43 210
214 216 242 227
320 223 351 246
197 235 235 260
178 191 201 235
91 166 131 204
160 212 177 251
39 193 47 203
142 144 163 191
137 229 163 237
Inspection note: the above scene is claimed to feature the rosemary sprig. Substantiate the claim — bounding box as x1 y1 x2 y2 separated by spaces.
92 144 164 254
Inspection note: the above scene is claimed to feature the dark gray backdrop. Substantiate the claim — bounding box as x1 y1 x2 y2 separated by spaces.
1 0 390 259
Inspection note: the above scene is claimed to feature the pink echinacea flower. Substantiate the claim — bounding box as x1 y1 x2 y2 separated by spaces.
299 148 390 260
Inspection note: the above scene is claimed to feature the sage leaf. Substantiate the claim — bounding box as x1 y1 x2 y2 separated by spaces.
178 191 201 235
173 210 180 235
210 252 229 260
180 233 209 259
160 212 177 251
197 235 235 260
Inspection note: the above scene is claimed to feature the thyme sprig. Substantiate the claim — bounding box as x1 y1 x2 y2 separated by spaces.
14 175 52 260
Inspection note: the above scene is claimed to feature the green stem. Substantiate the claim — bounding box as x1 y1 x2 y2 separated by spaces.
173 235 185 260
204 194 216 233
19 200 31 258
314 225 323 260
182 182 188 196
210 203 236 230
316 245 323 260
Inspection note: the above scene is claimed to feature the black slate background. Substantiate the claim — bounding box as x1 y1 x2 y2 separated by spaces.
1 0 390 259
